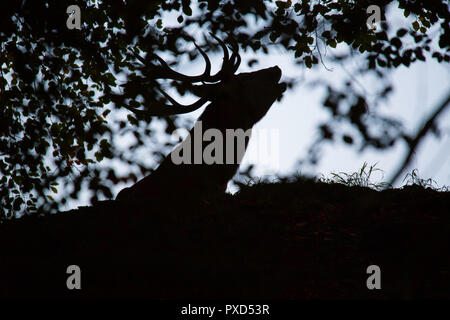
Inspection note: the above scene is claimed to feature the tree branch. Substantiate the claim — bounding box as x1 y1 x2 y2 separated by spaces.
389 90 450 186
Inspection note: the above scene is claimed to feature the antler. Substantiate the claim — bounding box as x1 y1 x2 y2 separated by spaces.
124 34 241 117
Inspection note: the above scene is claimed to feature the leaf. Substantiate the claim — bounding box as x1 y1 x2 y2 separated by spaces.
270 32 279 43
327 39 337 48
182 0 192 16
13 197 23 211
415 48 425 61
322 30 331 39
391 37 402 49
94 152 104 162
276 1 286 9
377 58 386 67
396 28 408 37
127 114 138 125
305 56 312 68
102 109 111 117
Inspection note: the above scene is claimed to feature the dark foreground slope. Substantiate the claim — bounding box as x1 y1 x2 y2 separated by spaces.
1 177 449 299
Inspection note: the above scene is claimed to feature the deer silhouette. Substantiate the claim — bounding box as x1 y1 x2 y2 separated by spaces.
117 35 286 201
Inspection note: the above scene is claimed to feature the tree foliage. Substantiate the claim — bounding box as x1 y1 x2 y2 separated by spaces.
0 0 449 217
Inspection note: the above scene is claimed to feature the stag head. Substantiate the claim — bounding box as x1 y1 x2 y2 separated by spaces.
125 34 286 126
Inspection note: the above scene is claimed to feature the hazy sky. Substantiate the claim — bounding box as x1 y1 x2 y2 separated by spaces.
247 51 449 187
163 45 450 192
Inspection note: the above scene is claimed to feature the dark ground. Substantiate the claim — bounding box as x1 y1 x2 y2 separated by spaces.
1 177 449 299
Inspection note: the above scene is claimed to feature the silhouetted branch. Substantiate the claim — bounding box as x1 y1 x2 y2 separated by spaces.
389 90 450 185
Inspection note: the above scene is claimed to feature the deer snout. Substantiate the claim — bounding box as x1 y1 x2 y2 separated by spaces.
268 66 286 95
255 66 282 82
269 66 282 82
